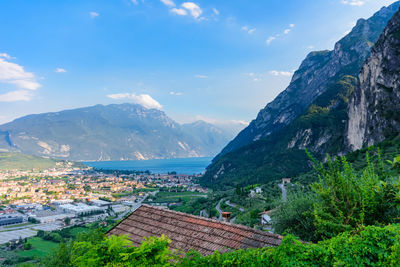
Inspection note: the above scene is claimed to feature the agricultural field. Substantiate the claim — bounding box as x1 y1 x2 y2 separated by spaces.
18 237 59 258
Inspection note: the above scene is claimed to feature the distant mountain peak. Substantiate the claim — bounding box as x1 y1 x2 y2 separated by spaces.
0 103 238 161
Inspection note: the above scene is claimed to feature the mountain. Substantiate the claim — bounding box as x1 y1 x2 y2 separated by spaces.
0 104 240 161
347 9 400 151
201 3 400 189
217 1 400 158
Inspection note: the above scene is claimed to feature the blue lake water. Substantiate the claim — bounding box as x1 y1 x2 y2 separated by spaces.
84 157 213 175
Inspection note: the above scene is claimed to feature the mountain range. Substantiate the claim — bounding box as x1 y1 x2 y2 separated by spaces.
0 104 244 161
201 2 400 189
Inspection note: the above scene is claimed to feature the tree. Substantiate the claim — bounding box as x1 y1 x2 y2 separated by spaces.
311 153 400 239
64 217 71 226
271 192 317 241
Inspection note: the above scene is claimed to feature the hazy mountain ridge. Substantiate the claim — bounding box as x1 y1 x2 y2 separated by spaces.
217 1 400 158
201 3 400 189
0 104 240 161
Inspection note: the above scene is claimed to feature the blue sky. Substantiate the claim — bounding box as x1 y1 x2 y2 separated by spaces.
0 0 397 125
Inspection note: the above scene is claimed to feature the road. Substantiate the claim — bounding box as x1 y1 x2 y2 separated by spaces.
279 183 287 202
199 209 209 218
225 200 244 212
215 199 224 220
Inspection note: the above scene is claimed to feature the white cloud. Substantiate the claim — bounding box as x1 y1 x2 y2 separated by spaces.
283 24 295 34
0 53 11 59
171 8 187 16
341 0 365 6
195 74 208 79
0 57 41 92
0 55 40 102
167 2 203 20
107 93 162 109
9 80 41 90
212 8 219 15
55 67 67 73
269 70 293 77
0 90 32 102
242 26 256 34
266 24 294 45
181 2 202 19
160 0 175 7
89 12 99 18
266 36 276 45
169 91 182 96
131 0 138 4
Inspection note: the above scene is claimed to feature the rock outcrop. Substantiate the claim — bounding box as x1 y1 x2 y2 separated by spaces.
347 8 400 150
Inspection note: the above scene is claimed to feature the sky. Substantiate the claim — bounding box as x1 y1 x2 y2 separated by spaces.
0 0 398 125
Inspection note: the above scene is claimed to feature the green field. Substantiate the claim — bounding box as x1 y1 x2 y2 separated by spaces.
150 191 207 203
18 237 59 258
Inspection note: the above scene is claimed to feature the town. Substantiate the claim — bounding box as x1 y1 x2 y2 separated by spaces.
0 165 207 245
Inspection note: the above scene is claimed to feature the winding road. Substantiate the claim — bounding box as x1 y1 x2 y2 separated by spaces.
279 183 287 202
216 199 224 220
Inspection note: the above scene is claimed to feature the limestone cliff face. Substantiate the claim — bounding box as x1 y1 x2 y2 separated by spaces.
347 8 400 151
218 2 400 157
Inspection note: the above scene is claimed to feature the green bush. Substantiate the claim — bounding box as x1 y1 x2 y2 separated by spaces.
271 192 317 241
311 153 400 239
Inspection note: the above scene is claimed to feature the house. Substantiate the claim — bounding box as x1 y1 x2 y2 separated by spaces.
260 210 272 225
107 204 282 256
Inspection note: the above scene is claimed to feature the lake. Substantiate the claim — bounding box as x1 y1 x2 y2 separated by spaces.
84 157 213 175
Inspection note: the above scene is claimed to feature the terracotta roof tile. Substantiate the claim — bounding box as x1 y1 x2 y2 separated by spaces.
107 204 282 256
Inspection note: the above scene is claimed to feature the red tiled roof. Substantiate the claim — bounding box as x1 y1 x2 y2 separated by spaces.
107 204 282 255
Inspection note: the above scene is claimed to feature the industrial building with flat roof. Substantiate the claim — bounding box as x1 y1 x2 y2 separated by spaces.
58 203 103 215
0 215 23 226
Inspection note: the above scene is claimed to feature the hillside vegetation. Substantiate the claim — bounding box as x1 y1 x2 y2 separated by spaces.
0 152 82 171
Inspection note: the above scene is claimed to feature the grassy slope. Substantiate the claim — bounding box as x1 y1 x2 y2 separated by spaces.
0 152 86 171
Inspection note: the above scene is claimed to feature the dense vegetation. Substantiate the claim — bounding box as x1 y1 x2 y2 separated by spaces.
26 152 399 266
272 151 400 242
38 224 400 266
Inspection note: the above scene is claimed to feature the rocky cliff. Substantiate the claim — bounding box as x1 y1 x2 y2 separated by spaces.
218 1 400 157
347 9 400 151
